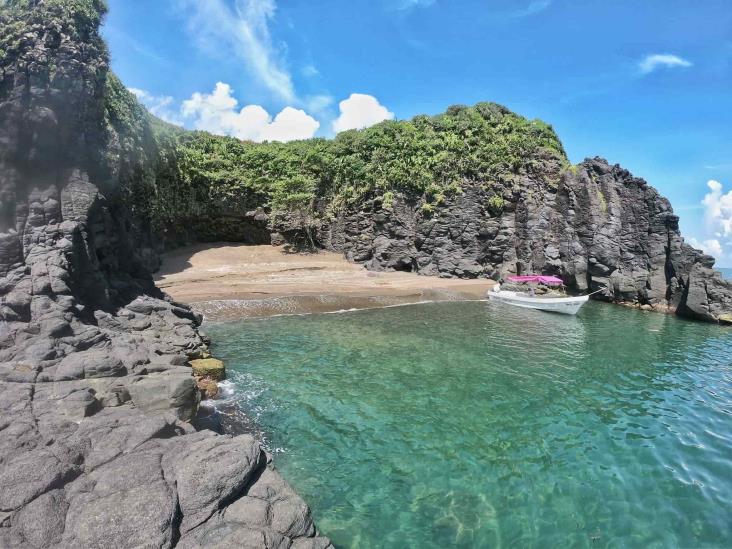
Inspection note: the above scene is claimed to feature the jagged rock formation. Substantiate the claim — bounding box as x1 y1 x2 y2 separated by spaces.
0 2 332 547
319 157 732 322
0 0 728 544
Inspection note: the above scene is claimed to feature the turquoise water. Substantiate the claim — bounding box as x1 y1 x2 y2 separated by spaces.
208 301 732 548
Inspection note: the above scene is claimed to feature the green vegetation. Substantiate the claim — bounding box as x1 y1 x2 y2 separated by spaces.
486 195 505 216
597 189 608 213
420 202 436 215
0 0 108 52
127 102 568 230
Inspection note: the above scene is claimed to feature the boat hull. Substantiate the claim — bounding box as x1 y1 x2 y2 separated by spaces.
487 291 589 315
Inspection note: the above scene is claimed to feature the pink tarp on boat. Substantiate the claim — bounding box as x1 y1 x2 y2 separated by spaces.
507 275 564 286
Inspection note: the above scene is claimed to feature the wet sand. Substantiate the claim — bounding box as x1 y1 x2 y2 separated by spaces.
155 243 494 319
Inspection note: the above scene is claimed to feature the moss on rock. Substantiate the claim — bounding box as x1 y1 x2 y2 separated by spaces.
190 358 226 381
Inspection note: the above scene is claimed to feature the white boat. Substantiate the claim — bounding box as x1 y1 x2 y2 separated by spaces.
486 275 591 315
487 290 589 315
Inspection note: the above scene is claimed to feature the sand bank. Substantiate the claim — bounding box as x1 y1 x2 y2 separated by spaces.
155 244 494 319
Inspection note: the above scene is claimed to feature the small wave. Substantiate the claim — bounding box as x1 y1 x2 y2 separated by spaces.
217 379 236 399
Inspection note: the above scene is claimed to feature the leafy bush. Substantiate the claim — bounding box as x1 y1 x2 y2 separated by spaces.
486 195 505 215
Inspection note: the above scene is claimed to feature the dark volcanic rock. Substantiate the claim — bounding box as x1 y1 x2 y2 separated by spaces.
0 3 332 548
319 157 732 321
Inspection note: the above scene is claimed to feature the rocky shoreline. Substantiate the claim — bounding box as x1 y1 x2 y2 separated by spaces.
1 1 730 547
0 174 334 547
0 293 333 548
0 3 332 547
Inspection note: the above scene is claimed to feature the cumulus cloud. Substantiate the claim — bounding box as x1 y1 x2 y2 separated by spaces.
181 82 318 142
688 237 724 258
639 54 692 74
258 106 321 142
176 0 296 103
688 180 732 261
702 180 732 238
332 94 394 134
128 88 183 125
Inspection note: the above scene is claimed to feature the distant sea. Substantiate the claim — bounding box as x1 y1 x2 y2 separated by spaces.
720 267 732 280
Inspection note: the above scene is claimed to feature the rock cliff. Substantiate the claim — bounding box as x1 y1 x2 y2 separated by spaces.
318 154 732 323
112 94 732 323
0 0 729 545
0 2 331 547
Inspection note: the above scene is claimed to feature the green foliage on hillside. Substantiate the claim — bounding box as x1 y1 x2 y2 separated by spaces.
148 102 567 227
0 0 107 53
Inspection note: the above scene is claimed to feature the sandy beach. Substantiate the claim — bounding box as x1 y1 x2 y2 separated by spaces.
155 243 494 319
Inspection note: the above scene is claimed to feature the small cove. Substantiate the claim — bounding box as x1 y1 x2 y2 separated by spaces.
207 299 732 548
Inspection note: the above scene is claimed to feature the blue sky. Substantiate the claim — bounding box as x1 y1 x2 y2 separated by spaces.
103 0 732 266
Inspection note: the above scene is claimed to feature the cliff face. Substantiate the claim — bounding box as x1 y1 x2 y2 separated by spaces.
319 159 732 323
114 97 731 323
0 2 332 547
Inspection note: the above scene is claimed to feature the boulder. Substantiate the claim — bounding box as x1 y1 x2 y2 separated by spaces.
54 351 126 381
197 377 219 400
127 373 200 421
190 358 226 381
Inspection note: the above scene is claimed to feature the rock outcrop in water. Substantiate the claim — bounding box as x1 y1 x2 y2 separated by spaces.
0 2 331 547
319 156 732 323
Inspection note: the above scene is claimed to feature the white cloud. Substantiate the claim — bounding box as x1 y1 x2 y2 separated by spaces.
332 94 394 134
639 54 692 74
181 82 318 142
510 0 552 18
176 0 296 103
702 180 732 238
688 180 732 262
128 88 183 125
258 106 320 142
688 237 724 258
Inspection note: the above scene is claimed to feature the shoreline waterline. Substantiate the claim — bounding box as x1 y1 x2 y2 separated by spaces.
192 293 491 321
154 243 495 316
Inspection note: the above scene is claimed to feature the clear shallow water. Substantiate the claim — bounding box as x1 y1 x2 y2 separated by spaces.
208 301 732 548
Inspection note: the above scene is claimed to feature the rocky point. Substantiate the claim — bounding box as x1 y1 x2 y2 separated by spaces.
0 2 332 547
